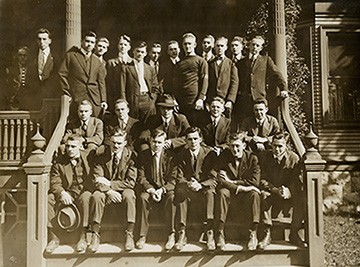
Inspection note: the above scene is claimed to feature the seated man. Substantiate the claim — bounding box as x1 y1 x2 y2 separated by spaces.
88 130 137 252
239 98 279 152
202 97 232 155
104 98 143 149
174 127 217 251
210 131 261 251
46 134 93 253
140 94 190 152
258 132 306 249
136 129 177 250
62 100 104 152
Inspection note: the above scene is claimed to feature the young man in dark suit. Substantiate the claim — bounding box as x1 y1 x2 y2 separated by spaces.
234 35 288 123
202 34 215 62
258 132 306 249
136 129 177 250
120 41 160 122
174 127 217 251
95 37 110 66
210 131 261 251
46 135 93 254
58 31 107 117
62 100 104 153
230 36 245 64
89 130 137 252
207 36 239 118
140 94 190 152
239 98 280 153
147 42 162 77
202 97 232 155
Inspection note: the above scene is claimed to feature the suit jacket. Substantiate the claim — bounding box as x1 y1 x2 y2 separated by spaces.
93 146 137 192
207 57 239 104
175 146 216 186
259 150 302 195
209 149 260 192
63 116 104 146
237 55 287 101
240 114 280 143
138 149 177 192
58 46 107 106
120 61 160 119
49 151 93 197
202 115 231 149
158 57 177 96
141 112 190 149
104 115 143 147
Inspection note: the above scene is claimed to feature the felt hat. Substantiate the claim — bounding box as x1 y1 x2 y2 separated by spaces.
156 94 176 108
56 203 81 232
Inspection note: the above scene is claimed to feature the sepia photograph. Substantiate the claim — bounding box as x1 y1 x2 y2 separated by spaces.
0 0 359 266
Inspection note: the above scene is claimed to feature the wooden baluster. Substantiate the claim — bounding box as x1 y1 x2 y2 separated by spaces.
3 119 8 160
29 120 34 132
22 119 28 157
9 119 15 160
15 119 21 160
0 120 2 160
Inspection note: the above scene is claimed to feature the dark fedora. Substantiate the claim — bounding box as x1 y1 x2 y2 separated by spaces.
56 203 81 232
156 94 176 108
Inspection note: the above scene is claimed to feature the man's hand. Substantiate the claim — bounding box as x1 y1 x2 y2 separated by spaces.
280 90 289 98
225 101 232 109
164 139 172 150
147 188 156 195
219 170 232 183
213 146 221 156
153 188 164 202
255 143 266 151
188 178 202 192
101 102 108 110
60 191 73 205
235 185 261 195
281 186 291 199
106 189 122 204
195 99 204 110
95 177 111 187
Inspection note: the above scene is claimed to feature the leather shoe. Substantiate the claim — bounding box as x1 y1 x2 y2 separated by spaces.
289 232 307 248
76 238 87 253
165 232 175 250
258 228 271 250
206 230 216 251
136 236 146 249
247 230 258 251
216 230 226 251
88 232 100 253
174 230 187 251
45 239 60 254
125 230 135 251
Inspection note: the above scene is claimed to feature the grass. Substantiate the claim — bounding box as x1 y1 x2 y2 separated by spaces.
324 214 360 267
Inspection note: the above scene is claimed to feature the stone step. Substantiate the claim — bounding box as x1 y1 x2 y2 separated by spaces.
45 241 308 267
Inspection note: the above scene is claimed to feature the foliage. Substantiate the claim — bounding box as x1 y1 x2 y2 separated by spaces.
245 0 310 137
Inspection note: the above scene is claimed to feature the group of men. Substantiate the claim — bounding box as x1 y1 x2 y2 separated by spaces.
5 28 305 253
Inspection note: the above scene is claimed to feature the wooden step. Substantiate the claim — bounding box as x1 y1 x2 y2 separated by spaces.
45 241 308 267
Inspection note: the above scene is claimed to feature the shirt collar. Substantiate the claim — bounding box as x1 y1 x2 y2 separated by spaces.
161 115 172 124
190 148 200 158
256 117 265 125
118 116 128 125
40 47 50 57
211 115 220 124
170 57 180 64
273 150 286 162
80 48 91 58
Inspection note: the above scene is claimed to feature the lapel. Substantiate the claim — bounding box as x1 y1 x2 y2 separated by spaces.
144 63 152 89
129 62 140 85
167 115 176 137
252 55 263 72
227 156 238 178
238 152 248 178
185 149 194 173
251 118 259 136
104 148 113 178
74 50 89 77
79 151 89 175
262 115 271 136
195 147 205 174
89 55 98 79
118 147 130 177
42 51 54 79
215 116 225 141
64 159 74 188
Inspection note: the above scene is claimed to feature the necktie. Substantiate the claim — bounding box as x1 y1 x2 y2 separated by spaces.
82 123 87 135
155 61 159 74
212 119 217 129
153 153 161 186
85 54 91 73
257 121 264 137
39 51 45 77
163 121 169 131
119 121 125 131
113 154 120 176
250 55 256 68
192 153 197 172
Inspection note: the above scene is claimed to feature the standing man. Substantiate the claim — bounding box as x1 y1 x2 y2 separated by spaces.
45 135 93 254
58 31 107 117
107 35 132 111
234 35 288 123
158 40 180 96
231 36 245 64
95 37 110 66
210 131 261 251
202 34 215 62
174 127 217 251
175 33 208 127
89 131 137 252
147 42 162 77
32 28 60 100
136 130 177 250
120 41 160 122
207 36 238 117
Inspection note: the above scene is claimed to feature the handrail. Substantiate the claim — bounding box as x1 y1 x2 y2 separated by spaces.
44 94 70 162
281 98 306 157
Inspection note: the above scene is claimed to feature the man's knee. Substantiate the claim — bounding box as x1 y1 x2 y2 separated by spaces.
78 191 92 204
122 189 136 203
91 190 106 203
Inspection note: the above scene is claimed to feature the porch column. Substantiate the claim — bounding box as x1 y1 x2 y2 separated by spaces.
65 0 81 50
272 0 287 79
304 123 326 267
23 125 50 267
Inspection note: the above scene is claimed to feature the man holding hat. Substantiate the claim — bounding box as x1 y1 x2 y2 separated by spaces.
46 134 93 254
141 94 190 152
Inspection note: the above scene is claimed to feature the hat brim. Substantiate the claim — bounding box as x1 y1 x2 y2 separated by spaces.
56 203 81 232
156 103 175 107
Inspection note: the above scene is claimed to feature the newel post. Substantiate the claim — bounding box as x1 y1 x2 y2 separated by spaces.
23 124 51 267
304 122 326 267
